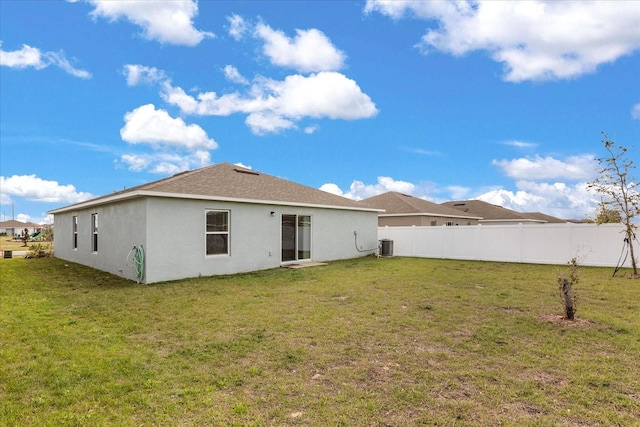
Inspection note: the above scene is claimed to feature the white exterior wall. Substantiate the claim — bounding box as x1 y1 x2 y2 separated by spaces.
144 198 379 283
378 223 634 267
53 198 147 282
54 196 378 284
309 206 379 262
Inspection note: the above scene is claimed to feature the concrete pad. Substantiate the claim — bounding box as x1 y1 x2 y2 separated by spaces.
283 262 328 269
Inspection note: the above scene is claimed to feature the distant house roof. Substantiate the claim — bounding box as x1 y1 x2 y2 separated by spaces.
50 163 381 214
441 200 546 223
0 220 41 229
521 212 567 224
360 192 481 220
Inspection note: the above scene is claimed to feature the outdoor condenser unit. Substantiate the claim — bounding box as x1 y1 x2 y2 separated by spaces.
379 239 393 257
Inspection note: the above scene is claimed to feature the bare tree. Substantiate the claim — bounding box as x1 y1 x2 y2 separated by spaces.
558 258 579 320
587 133 639 277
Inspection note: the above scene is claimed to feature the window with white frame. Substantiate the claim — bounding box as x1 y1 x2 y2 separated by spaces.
91 213 98 252
72 216 78 249
206 210 229 255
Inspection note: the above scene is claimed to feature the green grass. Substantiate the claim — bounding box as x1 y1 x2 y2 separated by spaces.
0 237 52 251
1 256 639 426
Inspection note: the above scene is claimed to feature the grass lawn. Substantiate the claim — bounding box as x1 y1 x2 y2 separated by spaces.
0 238 52 252
1 256 638 426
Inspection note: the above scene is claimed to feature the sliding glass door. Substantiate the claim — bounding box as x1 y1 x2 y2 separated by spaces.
281 214 311 262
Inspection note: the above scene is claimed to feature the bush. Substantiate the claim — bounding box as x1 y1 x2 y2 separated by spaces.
27 243 53 258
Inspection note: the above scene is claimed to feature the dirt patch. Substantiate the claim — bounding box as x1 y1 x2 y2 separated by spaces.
517 369 565 387
537 314 593 327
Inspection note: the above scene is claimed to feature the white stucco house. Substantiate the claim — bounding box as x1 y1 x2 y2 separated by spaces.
0 220 41 237
49 163 381 284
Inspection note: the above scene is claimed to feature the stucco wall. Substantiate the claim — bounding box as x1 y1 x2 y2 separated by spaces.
54 196 378 284
53 198 147 282
143 198 379 283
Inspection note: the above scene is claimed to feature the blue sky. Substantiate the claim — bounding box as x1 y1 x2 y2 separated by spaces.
1 0 639 224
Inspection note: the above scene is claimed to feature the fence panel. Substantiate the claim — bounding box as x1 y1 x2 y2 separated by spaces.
378 223 633 267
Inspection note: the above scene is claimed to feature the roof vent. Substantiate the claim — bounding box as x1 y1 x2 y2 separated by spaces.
234 168 259 176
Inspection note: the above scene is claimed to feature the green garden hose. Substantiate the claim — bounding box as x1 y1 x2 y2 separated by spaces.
126 245 145 284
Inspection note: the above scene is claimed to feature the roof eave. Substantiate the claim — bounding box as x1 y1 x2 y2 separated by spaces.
48 190 383 215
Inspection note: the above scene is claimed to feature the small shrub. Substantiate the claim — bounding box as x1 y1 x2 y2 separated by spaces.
41 225 54 242
27 243 53 258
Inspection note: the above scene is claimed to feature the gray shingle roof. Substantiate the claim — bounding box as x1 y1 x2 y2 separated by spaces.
0 220 41 228
442 200 547 222
521 212 567 223
360 192 481 219
50 163 376 213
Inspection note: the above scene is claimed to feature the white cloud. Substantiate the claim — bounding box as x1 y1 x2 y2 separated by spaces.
304 125 319 134
45 51 92 79
119 104 216 174
320 176 417 200
405 147 441 156
0 191 12 205
123 64 167 86
16 213 32 223
503 140 538 149
233 162 252 170
86 0 213 46
161 71 377 135
120 104 218 151
0 175 94 204
632 103 640 120
365 0 640 82
476 181 596 219
244 112 295 135
259 72 376 119
364 0 447 20
0 42 91 78
223 65 249 85
447 185 471 200
0 42 45 68
254 23 346 72
492 154 596 181
227 14 248 41
119 150 210 174
318 183 344 197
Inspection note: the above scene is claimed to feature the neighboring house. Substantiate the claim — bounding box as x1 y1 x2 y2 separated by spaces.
521 212 568 224
49 163 381 284
441 200 565 225
0 220 40 237
360 192 482 226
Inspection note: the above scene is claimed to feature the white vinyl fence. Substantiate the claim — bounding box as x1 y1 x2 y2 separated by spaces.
378 223 635 268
